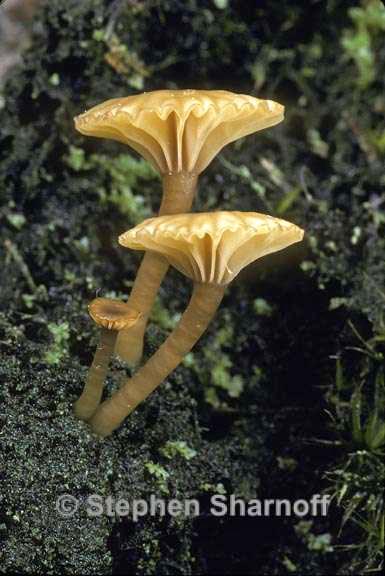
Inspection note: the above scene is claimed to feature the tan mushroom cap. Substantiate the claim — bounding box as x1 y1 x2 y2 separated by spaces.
119 211 304 286
74 89 284 175
88 298 141 331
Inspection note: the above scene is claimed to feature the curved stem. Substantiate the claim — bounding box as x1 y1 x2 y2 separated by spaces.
115 171 198 364
114 252 169 365
90 282 225 436
74 329 117 421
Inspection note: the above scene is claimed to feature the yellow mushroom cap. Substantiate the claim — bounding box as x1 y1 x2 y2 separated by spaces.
88 298 141 331
119 211 304 286
74 89 284 175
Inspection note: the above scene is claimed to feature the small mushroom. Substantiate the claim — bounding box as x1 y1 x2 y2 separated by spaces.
74 298 140 422
89 211 303 436
75 90 284 365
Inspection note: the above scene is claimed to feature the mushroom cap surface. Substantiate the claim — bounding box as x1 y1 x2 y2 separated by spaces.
74 89 284 175
119 211 304 285
88 298 141 331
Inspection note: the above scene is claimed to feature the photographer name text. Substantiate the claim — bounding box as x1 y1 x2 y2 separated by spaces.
56 493 331 521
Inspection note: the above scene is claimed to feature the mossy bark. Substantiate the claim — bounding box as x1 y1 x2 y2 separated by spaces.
0 0 384 574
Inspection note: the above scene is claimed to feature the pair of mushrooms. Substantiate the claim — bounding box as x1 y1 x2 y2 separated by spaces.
72 90 304 437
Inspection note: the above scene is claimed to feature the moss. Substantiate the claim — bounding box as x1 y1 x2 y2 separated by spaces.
324 354 384 572
44 321 71 365
160 441 197 461
0 0 384 574
341 0 385 89
144 462 171 495
65 147 158 223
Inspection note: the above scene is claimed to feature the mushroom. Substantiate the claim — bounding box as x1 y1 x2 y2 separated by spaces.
74 297 140 421
89 211 304 436
74 90 284 365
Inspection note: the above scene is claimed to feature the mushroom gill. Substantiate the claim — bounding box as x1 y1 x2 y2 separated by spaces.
119 211 303 285
74 90 284 175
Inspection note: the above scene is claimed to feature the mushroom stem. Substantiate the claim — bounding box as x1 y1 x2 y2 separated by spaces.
159 171 198 214
90 282 225 436
74 329 117 421
115 171 198 364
